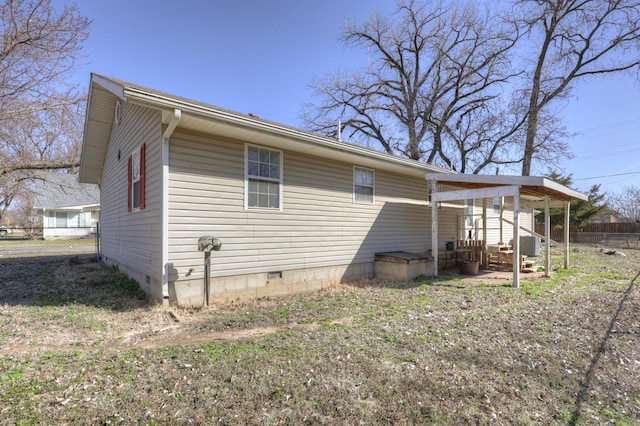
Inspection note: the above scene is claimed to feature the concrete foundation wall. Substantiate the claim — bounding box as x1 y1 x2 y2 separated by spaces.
103 256 164 302
168 262 374 307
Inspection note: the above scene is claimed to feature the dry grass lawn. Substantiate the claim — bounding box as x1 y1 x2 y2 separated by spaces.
0 245 638 425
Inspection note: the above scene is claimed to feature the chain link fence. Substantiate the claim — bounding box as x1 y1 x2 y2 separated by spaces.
0 225 99 262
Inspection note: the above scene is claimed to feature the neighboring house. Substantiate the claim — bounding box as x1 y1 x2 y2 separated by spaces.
32 173 100 239
79 74 586 306
590 213 621 224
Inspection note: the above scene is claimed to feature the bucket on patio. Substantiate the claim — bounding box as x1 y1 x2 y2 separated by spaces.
458 260 479 275
445 241 455 251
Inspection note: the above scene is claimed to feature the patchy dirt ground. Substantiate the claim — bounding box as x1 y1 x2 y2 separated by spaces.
0 246 638 425
0 256 552 356
0 250 631 356
0 257 346 355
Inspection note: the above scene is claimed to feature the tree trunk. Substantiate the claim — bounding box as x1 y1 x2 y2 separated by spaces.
522 103 538 176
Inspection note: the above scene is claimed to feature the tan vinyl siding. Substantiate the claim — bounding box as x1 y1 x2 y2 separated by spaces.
167 132 437 279
463 198 535 245
428 184 469 249
99 102 163 293
434 204 461 248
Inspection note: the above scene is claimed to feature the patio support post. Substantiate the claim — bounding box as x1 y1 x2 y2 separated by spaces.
431 179 439 276
499 197 504 244
513 191 521 288
564 201 571 269
545 196 551 277
482 198 487 267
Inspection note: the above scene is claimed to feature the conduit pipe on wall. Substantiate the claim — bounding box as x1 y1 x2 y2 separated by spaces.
162 109 182 299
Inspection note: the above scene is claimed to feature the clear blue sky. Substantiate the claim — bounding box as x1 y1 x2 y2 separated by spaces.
62 0 640 196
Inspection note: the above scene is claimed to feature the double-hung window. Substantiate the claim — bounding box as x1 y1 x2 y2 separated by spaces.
493 196 501 215
353 166 374 204
465 198 474 227
128 144 146 212
46 212 90 228
245 144 282 210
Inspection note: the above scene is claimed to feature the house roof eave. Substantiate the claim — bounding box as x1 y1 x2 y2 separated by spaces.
37 204 100 212
79 74 123 184
79 74 453 183
122 84 452 178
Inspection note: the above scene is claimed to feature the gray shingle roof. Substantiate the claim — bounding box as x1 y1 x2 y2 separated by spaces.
31 173 100 209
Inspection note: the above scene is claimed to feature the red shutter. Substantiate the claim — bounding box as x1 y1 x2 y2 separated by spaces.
139 143 146 210
127 155 132 212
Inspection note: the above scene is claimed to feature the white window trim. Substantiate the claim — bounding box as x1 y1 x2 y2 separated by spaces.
493 196 501 215
465 198 474 227
131 147 142 211
353 166 375 204
45 211 90 228
244 143 283 211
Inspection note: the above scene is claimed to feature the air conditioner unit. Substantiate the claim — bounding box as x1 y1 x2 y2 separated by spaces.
520 236 541 256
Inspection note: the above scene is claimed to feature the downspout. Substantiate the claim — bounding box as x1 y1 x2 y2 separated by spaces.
430 179 439 276
512 190 521 288
544 197 551 278
564 201 571 270
482 199 487 268
162 109 182 299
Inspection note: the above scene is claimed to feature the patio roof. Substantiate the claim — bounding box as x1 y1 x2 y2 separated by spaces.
424 173 588 207
424 173 588 289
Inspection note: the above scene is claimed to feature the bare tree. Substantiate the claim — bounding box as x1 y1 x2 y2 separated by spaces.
0 0 89 220
516 0 640 176
0 104 83 218
608 185 640 221
302 0 523 173
10 188 36 232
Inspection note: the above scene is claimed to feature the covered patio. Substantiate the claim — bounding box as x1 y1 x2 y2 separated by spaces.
425 174 589 288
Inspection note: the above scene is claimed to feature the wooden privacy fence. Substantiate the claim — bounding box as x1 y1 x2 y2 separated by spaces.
574 222 640 233
534 223 640 247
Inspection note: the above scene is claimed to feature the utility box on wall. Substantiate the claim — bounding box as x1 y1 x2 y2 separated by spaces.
520 236 541 256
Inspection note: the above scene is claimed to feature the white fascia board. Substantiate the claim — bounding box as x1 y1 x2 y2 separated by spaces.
431 185 520 202
91 73 126 100
426 173 537 186
80 204 100 212
34 204 100 212
542 178 589 201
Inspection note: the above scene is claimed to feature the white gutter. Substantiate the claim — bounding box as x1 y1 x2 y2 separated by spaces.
162 109 182 299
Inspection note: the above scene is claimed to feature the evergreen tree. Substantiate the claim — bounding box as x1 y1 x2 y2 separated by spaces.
544 172 607 227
